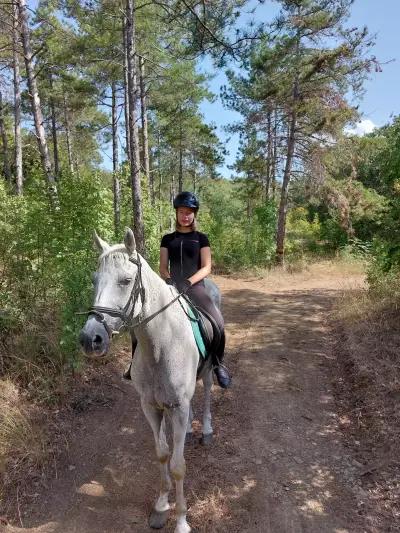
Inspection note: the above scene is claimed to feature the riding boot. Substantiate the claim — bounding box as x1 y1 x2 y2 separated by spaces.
212 331 232 389
123 339 137 380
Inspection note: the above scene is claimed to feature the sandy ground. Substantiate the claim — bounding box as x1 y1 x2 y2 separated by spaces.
5 263 370 533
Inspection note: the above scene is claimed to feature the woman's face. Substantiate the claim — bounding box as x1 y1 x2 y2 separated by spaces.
176 206 195 227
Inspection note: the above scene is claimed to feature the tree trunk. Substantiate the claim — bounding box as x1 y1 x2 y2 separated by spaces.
139 56 153 204
18 0 57 202
0 91 12 183
125 0 145 255
13 2 23 195
49 72 59 178
275 110 296 265
170 175 176 231
271 109 278 198
157 128 163 232
63 93 74 174
111 81 121 236
178 120 183 192
123 16 131 163
265 109 272 201
192 163 197 194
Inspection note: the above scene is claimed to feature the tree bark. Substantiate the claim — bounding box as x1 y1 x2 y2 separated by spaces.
178 119 183 193
0 90 12 183
192 161 197 194
170 174 176 231
111 81 121 236
139 56 153 204
49 72 59 178
265 109 272 201
13 2 23 195
275 110 296 265
63 93 74 174
125 0 145 255
18 0 58 202
122 16 131 163
271 109 278 198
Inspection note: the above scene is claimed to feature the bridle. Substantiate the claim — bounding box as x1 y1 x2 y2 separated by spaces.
83 254 145 338
80 254 183 338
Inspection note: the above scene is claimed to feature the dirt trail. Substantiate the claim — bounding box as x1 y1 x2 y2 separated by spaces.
6 265 369 533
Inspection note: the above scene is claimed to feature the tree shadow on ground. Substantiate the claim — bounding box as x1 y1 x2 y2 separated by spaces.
6 286 367 533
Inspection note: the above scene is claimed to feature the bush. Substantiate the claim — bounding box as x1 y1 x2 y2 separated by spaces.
0 173 115 397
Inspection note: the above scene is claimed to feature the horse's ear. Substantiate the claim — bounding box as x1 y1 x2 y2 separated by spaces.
124 227 136 255
93 230 110 253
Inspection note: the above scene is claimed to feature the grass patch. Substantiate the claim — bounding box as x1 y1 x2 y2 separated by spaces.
333 274 400 530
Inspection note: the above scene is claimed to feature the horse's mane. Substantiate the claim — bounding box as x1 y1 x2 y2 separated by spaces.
98 245 134 273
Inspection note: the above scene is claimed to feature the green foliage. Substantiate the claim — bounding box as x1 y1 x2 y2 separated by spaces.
198 179 277 270
285 207 321 258
0 173 114 385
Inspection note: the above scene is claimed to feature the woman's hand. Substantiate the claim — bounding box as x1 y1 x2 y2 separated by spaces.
177 279 192 293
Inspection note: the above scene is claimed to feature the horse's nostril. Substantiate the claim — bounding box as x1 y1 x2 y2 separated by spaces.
93 334 103 346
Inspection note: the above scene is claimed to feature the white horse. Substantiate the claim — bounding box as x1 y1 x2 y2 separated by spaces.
79 228 218 533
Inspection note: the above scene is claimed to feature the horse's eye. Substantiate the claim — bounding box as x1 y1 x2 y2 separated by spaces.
119 278 133 286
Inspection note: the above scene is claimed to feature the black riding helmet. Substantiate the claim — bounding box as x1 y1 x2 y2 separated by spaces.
173 191 199 211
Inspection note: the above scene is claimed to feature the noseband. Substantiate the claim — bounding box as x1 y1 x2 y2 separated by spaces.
85 255 146 338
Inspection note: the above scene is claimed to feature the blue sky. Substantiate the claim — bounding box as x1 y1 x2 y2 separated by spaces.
27 0 400 175
200 0 400 178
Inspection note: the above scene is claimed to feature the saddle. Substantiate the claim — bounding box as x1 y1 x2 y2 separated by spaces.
182 296 223 378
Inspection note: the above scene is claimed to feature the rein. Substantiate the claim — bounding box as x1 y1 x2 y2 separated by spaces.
78 254 184 337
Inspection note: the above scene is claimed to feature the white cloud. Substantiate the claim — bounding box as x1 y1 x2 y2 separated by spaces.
345 119 377 137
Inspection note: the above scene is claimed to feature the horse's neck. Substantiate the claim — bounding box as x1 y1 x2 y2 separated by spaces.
139 256 178 316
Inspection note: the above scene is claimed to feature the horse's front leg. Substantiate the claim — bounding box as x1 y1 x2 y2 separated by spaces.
185 402 194 444
141 401 172 529
170 403 191 533
201 369 213 445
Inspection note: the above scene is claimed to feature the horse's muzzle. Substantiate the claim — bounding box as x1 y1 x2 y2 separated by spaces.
79 317 110 357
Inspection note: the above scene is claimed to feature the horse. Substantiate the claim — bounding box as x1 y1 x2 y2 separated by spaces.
78 227 220 533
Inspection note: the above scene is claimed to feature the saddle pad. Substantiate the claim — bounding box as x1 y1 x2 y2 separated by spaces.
187 305 207 359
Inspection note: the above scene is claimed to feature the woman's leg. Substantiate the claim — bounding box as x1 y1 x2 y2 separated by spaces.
187 283 231 388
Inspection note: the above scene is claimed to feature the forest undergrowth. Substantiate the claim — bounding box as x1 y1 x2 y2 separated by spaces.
333 275 400 529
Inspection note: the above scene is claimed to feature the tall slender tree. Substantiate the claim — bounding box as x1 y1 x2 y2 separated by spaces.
0 89 11 183
13 1 23 194
17 0 58 202
125 0 145 254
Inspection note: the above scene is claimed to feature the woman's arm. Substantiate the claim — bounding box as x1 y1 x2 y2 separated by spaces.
188 246 211 285
159 247 170 280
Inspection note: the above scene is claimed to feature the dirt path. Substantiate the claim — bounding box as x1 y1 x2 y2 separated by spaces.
6 265 369 533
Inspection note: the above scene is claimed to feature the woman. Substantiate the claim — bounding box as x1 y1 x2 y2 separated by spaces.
159 191 231 389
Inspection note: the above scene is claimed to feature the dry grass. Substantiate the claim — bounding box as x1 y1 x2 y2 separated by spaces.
332 275 400 530
0 379 51 516
0 305 65 405
222 258 366 295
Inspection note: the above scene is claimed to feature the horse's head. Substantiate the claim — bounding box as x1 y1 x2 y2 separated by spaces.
79 227 143 357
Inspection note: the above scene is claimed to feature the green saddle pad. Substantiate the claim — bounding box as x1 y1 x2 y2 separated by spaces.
187 305 207 359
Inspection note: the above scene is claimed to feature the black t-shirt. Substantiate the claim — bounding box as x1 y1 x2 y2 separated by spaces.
160 231 210 283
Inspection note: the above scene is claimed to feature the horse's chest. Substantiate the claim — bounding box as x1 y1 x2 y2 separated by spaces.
132 355 195 408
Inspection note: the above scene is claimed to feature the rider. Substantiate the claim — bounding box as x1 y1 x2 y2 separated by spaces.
159 191 231 389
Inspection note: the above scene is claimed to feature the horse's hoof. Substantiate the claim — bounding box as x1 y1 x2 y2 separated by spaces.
185 432 194 445
200 433 213 446
149 509 170 529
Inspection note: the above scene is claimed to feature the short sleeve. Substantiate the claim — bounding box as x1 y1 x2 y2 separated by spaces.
160 233 171 248
198 232 210 248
